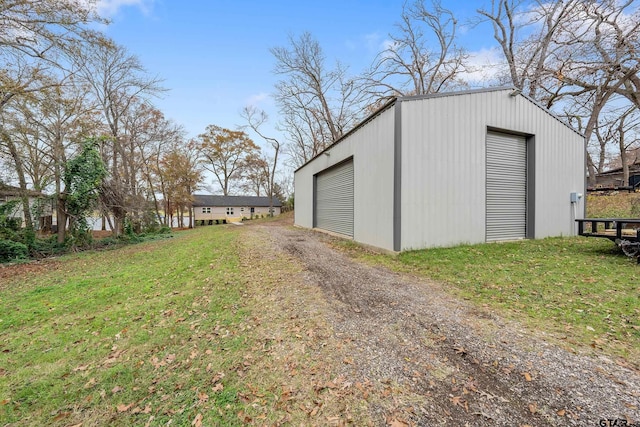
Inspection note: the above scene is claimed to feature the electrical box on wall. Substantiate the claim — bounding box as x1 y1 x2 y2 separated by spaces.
570 192 583 203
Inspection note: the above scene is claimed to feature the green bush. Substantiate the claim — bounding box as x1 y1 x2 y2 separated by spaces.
0 239 28 263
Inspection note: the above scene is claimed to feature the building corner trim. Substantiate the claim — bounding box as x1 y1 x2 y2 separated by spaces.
393 101 402 251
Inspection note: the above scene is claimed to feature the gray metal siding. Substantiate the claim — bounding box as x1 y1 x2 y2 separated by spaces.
401 88 585 250
486 131 527 241
294 106 396 251
315 160 354 236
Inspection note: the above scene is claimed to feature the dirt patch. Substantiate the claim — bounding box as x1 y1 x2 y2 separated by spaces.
244 219 640 426
0 258 62 284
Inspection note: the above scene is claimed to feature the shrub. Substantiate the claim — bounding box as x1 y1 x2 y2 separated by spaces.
0 239 28 263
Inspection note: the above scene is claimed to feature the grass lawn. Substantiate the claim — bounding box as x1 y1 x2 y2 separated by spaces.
0 224 363 426
336 235 640 366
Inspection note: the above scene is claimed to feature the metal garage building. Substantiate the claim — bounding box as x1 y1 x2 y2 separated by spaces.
294 87 586 252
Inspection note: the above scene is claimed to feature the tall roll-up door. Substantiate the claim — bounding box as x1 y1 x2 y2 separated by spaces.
314 160 354 237
486 131 527 241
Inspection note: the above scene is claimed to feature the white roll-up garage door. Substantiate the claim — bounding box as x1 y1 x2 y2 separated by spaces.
314 160 354 237
486 131 527 241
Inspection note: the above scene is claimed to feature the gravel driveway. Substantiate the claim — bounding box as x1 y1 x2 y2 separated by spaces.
252 219 640 426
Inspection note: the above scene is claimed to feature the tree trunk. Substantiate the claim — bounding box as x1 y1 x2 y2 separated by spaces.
2 131 34 230
57 196 67 244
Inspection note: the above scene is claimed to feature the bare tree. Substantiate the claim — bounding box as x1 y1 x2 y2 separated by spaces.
367 0 468 98
595 106 640 186
0 0 104 112
241 105 281 215
478 0 581 102
271 32 365 166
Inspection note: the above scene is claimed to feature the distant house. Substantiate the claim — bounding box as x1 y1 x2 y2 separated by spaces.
594 160 640 189
0 183 52 230
192 195 282 225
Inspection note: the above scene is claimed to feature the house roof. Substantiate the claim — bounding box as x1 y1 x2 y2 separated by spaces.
295 86 584 173
596 159 640 176
0 183 45 198
192 194 282 208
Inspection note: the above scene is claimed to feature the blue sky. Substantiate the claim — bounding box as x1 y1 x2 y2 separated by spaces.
96 0 501 187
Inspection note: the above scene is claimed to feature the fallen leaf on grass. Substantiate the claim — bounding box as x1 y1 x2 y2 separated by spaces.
52 411 70 421
192 413 203 427
557 409 566 416
309 403 322 416
83 378 96 389
112 386 123 394
522 372 532 382
1 399 10 405
117 403 134 412
528 403 537 414
212 383 224 392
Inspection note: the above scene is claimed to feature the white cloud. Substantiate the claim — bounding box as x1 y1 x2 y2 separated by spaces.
246 92 270 108
459 47 506 84
96 0 154 17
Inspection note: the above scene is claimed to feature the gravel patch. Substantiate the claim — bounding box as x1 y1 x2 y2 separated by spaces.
251 220 640 426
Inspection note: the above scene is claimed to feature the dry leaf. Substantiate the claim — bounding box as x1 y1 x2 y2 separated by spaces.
192 413 203 427
528 403 537 414
522 372 532 382
112 386 123 394
117 403 134 412
52 411 70 421
557 409 566 416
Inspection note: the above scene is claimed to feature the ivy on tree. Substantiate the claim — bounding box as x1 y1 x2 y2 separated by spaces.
64 138 107 242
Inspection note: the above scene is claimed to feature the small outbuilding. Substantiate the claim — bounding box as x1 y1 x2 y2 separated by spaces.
294 87 586 252
192 194 282 225
594 160 640 189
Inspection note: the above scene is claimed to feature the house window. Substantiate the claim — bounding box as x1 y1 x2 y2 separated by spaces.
250 207 255 213
226 207 234 215
202 207 211 213
240 207 245 212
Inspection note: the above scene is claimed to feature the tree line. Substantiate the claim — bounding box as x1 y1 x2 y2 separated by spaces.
0 0 285 253
1 0 639 255
270 0 639 187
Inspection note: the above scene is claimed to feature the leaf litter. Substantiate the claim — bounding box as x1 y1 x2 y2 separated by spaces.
240 215 640 426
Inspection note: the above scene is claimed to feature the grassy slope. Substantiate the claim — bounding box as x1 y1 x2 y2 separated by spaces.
0 227 254 426
0 224 373 426
586 191 640 218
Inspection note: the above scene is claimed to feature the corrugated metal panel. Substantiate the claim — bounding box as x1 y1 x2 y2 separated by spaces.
486 131 527 241
315 160 354 237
